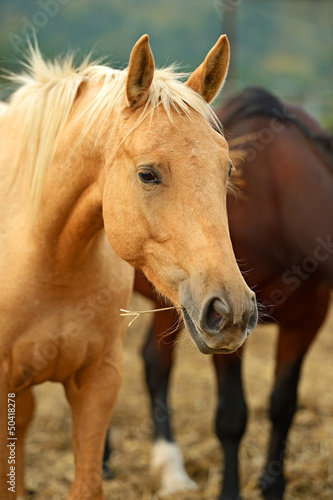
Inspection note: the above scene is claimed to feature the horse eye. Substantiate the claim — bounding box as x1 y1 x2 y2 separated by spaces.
138 169 160 185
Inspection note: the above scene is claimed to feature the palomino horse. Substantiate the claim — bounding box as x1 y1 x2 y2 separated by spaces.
0 36 257 499
107 88 332 499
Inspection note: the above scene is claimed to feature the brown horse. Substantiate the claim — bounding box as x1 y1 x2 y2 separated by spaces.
104 88 332 499
0 36 257 500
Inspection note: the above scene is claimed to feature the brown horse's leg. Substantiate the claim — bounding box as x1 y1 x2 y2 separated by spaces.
143 309 178 442
65 347 123 500
213 346 247 500
142 308 197 495
15 388 35 500
101 428 113 480
259 286 330 500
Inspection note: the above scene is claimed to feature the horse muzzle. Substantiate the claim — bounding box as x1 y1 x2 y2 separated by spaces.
181 287 258 354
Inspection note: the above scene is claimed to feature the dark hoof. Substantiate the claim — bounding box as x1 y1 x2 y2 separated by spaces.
219 496 242 500
259 471 286 500
102 462 114 480
219 492 242 500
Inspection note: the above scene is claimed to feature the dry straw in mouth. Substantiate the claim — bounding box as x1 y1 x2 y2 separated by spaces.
120 306 184 327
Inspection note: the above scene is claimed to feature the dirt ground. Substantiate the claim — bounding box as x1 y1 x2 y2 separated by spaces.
25 293 333 500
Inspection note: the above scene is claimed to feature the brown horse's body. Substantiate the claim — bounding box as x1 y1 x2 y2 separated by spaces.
125 88 333 499
0 37 257 499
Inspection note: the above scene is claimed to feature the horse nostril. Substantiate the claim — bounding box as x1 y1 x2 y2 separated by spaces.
203 297 230 333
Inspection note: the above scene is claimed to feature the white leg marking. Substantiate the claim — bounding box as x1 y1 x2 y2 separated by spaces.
151 438 198 496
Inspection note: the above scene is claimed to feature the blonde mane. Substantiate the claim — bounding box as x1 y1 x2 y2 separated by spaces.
4 43 222 217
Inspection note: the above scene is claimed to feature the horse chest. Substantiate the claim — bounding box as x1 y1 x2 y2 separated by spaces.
2 272 131 390
4 306 104 388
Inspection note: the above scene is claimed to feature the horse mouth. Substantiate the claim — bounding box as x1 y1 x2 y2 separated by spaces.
182 307 236 355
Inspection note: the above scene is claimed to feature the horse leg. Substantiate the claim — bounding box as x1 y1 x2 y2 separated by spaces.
64 345 123 500
259 287 330 500
213 347 247 500
101 428 113 480
14 388 35 500
142 308 197 496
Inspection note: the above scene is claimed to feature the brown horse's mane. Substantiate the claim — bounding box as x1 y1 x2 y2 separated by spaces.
223 87 333 173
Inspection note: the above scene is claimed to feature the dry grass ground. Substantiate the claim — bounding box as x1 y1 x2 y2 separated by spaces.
25 294 333 500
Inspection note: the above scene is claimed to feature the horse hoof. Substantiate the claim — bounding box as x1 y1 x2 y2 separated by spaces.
259 471 285 500
102 463 114 480
157 475 198 497
151 439 198 496
218 493 243 500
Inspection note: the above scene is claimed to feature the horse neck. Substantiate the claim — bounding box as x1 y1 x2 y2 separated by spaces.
241 118 333 276
285 103 333 172
28 114 112 271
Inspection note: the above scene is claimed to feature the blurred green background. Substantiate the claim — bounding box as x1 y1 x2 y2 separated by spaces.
0 0 332 128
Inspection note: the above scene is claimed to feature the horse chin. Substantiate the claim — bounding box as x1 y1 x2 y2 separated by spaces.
182 308 237 355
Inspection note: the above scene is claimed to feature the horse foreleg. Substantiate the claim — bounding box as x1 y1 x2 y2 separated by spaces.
143 309 197 496
14 388 35 500
101 428 113 480
213 347 247 500
64 346 123 500
259 287 330 500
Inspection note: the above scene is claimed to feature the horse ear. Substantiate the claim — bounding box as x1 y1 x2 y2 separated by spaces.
126 34 155 108
185 35 230 104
